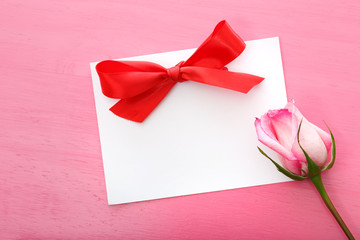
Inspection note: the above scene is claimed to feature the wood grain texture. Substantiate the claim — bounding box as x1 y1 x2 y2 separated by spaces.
0 0 359 239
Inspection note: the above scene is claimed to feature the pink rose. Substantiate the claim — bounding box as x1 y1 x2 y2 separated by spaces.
254 102 355 239
255 101 334 176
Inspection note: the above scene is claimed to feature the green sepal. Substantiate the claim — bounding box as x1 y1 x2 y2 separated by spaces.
297 120 321 177
257 147 306 181
322 123 336 170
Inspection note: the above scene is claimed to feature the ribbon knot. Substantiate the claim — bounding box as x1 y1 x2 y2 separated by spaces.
167 61 185 83
96 20 264 123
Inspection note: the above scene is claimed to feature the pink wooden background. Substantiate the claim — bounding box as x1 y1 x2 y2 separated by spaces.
1 0 359 239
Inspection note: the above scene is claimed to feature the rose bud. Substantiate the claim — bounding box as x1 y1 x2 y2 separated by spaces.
254 101 335 179
254 103 356 239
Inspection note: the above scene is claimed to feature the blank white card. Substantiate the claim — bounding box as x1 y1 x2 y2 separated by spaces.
90 37 290 205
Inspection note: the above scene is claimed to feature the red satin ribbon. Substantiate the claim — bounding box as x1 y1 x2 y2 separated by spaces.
96 20 264 122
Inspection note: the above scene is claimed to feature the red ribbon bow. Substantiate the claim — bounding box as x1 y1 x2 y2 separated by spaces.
96 20 264 122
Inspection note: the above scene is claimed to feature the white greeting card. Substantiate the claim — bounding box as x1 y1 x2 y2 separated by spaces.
90 37 290 205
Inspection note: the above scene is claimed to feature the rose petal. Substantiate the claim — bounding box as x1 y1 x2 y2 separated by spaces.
259 113 277 141
268 109 295 151
312 124 333 166
291 120 328 168
255 118 296 161
311 124 332 152
277 154 302 175
286 100 304 121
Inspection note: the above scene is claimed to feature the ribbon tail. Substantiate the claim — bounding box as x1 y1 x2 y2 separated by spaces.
182 67 264 93
109 80 176 123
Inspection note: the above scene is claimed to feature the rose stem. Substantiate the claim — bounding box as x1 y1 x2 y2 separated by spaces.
310 174 354 240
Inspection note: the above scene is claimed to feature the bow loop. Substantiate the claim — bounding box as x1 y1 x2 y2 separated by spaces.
96 20 264 122
96 60 167 99
183 21 245 69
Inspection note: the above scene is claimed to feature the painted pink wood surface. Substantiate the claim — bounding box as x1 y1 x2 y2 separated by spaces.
1 0 359 239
